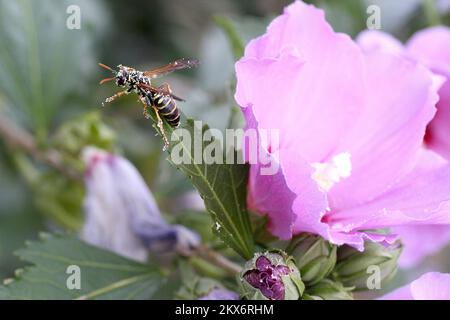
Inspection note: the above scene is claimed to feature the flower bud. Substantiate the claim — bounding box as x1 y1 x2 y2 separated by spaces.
53 112 116 156
287 234 337 285
81 147 200 261
333 241 402 290
240 251 305 300
303 279 353 300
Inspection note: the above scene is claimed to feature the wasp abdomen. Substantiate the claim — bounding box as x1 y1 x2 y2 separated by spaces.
154 94 180 128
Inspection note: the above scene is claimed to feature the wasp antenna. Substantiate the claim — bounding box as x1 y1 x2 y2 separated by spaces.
99 77 115 85
98 63 116 73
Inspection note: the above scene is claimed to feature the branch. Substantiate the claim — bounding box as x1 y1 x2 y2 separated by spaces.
182 244 242 276
0 116 80 181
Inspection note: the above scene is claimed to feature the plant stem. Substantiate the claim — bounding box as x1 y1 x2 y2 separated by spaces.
181 245 242 276
189 256 229 279
214 15 244 60
423 0 441 26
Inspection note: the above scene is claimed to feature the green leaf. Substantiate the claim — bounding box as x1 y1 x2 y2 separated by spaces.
0 0 108 138
175 261 225 299
152 117 254 259
0 233 168 300
32 172 84 230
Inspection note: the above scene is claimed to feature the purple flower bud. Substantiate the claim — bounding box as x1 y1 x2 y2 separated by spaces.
240 251 304 300
81 147 200 261
243 256 291 300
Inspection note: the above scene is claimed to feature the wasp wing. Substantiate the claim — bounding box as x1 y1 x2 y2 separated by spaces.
143 58 199 79
138 83 185 102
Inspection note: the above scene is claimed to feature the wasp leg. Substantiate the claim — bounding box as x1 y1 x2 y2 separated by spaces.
138 96 151 119
102 90 127 106
152 105 170 151
139 95 169 150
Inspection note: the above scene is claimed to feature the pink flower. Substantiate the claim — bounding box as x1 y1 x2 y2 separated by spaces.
357 27 450 267
381 272 450 300
235 0 450 250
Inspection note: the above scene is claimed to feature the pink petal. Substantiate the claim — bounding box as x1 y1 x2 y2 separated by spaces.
243 106 328 240
358 27 450 161
410 273 450 299
381 272 450 300
284 145 330 238
407 26 450 75
392 225 450 268
407 27 450 160
246 153 296 239
356 30 404 55
328 150 450 231
326 230 397 251
329 51 439 211
236 0 366 162
248 155 330 240
380 285 413 300
426 77 450 159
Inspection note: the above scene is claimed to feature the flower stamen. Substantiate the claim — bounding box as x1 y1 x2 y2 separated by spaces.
311 152 352 192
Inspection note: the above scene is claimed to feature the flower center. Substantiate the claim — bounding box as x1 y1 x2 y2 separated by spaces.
311 152 352 192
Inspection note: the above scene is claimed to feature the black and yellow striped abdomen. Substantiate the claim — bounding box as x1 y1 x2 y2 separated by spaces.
152 93 180 128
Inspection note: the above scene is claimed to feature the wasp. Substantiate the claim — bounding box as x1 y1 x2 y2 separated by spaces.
98 58 199 150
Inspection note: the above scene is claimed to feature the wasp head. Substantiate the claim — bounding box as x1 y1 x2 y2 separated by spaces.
115 72 127 87
116 65 135 87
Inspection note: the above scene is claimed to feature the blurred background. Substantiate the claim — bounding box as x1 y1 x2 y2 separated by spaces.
0 0 449 295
